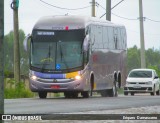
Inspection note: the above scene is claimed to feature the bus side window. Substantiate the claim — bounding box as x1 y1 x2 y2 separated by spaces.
103 26 109 49
84 50 89 64
96 26 103 49
117 28 122 50
121 28 127 50
108 27 114 49
91 25 96 49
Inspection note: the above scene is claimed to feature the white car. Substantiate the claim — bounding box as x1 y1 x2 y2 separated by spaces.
124 69 160 96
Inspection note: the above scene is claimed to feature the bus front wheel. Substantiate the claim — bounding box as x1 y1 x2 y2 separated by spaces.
38 92 47 99
81 91 89 98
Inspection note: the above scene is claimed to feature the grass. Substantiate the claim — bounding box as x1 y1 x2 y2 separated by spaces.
4 88 34 99
118 88 124 94
4 78 34 99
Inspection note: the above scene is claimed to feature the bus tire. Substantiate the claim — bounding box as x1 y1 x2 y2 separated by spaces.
64 92 70 98
118 73 121 88
72 92 78 98
81 91 89 98
90 74 94 97
108 80 118 97
38 92 47 99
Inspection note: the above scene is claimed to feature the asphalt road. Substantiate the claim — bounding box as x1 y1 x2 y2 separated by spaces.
4 94 160 114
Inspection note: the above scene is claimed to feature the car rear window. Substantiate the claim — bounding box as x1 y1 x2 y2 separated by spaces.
129 71 152 78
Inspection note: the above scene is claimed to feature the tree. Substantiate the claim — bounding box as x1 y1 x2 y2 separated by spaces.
19 29 29 76
127 45 160 76
4 31 14 74
146 48 160 67
4 29 29 78
127 45 141 72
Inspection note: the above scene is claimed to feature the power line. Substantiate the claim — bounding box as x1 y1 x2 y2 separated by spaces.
35 0 65 14
39 0 91 10
111 0 125 10
127 28 160 36
145 17 160 23
98 2 160 22
98 2 138 20
99 0 125 18
40 0 160 23
112 13 138 20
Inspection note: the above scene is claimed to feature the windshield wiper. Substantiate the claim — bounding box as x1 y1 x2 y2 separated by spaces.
41 45 51 72
58 41 69 72
59 41 63 61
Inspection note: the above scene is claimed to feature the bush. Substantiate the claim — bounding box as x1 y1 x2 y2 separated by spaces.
4 89 34 99
4 79 34 99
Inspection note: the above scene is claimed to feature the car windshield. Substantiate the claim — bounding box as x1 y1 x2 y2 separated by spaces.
128 70 152 78
30 29 85 72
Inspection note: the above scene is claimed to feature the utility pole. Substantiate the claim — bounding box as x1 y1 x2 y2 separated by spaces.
106 0 111 21
0 0 4 115
91 0 96 17
11 0 20 82
139 0 146 68
100 0 124 19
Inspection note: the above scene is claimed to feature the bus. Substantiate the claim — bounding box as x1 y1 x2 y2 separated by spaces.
23 15 127 98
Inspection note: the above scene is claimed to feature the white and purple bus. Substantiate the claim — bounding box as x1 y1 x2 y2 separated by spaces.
24 15 127 98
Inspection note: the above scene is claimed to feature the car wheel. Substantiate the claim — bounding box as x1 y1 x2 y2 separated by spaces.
151 86 156 96
156 89 160 95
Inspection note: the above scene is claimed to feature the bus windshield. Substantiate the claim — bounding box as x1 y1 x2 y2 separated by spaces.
31 29 85 72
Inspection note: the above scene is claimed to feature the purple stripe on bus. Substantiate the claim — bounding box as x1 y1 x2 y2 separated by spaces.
34 71 65 79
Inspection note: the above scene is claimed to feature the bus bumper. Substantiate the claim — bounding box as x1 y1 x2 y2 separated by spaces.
29 78 87 92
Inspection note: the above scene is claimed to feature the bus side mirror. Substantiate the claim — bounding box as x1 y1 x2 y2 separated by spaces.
83 35 89 52
23 34 31 51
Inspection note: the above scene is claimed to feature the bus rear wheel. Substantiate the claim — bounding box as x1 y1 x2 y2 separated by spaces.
108 80 118 97
38 92 47 99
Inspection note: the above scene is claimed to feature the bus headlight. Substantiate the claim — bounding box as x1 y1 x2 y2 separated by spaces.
31 75 37 81
75 75 81 80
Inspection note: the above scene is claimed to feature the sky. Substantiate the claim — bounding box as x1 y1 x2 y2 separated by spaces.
4 0 160 49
